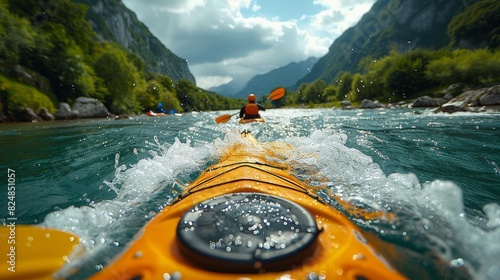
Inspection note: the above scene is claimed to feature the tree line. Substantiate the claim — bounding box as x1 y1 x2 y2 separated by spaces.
284 48 500 107
0 0 245 119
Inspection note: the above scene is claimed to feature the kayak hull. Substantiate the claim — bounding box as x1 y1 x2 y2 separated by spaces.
239 117 265 124
89 132 406 280
146 111 182 117
146 111 167 116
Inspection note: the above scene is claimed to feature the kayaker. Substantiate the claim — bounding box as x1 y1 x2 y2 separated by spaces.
239 94 265 119
155 102 166 113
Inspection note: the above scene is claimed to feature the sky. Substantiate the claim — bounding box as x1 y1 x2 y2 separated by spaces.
121 0 376 89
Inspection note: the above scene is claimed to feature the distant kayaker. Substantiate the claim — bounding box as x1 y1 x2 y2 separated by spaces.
239 94 265 119
155 102 166 113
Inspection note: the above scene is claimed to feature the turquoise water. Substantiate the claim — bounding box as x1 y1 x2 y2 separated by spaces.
1 108 499 279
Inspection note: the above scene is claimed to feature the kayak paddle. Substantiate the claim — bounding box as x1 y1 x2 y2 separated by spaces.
268 87 285 101
215 112 239 124
215 87 285 124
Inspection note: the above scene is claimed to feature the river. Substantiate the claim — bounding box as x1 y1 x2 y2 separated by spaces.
1 107 499 279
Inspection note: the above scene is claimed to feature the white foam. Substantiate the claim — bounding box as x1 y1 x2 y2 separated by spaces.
283 130 500 279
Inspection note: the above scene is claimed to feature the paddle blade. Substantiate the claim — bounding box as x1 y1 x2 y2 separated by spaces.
215 114 232 124
269 87 285 101
0 225 83 280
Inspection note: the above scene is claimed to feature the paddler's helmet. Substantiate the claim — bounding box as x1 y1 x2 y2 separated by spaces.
248 94 256 102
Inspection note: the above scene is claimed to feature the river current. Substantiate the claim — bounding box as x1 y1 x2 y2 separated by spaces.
1 108 499 279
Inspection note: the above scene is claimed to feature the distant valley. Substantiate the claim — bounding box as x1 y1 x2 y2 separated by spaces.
210 57 318 98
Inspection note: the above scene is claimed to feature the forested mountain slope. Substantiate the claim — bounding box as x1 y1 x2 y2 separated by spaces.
73 0 195 83
298 0 479 86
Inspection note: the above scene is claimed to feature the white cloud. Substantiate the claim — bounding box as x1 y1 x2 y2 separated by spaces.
122 0 375 89
196 75 233 89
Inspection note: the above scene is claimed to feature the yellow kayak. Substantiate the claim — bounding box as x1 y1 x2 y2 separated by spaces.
239 117 265 124
88 131 406 280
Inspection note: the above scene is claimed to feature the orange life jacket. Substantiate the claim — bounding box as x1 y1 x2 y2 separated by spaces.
244 103 259 116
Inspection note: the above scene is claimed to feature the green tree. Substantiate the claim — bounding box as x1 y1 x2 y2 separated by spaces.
136 78 182 113
426 49 500 85
175 79 199 112
350 73 371 101
362 49 437 100
323 85 338 103
8 0 98 101
302 79 327 104
448 0 500 49
333 72 353 100
93 44 142 113
0 1 35 64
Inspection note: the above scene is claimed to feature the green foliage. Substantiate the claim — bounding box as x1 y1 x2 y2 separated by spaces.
448 0 500 49
302 79 327 104
322 85 338 103
136 78 182 113
426 49 500 85
349 73 370 101
333 72 354 100
289 46 500 106
359 49 440 100
0 1 35 64
93 43 143 113
0 74 55 115
9 0 98 101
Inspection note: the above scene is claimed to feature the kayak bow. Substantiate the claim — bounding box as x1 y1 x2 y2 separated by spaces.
89 131 406 280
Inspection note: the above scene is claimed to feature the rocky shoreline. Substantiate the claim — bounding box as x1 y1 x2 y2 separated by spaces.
1 97 113 123
3 84 500 123
349 84 500 112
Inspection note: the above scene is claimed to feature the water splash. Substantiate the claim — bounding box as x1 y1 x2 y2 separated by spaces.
279 130 500 280
42 135 219 278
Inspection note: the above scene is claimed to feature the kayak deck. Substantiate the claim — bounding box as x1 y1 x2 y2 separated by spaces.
239 117 265 124
89 132 406 280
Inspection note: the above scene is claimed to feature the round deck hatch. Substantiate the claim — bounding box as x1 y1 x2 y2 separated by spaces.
176 192 319 272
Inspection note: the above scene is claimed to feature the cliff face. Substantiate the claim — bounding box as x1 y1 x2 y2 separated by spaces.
297 0 476 86
74 0 195 83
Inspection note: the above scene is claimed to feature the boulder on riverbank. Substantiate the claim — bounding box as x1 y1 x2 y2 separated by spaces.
434 85 500 113
54 103 80 120
14 108 40 122
72 97 111 118
360 99 383 109
411 96 447 108
39 107 55 121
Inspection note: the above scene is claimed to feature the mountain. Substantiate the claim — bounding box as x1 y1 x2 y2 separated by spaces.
209 79 247 98
211 57 318 98
234 57 318 98
297 0 477 86
73 0 195 83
